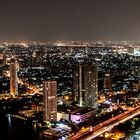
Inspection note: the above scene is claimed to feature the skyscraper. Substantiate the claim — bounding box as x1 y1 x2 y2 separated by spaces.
73 60 98 108
104 73 112 91
43 81 57 122
10 58 18 97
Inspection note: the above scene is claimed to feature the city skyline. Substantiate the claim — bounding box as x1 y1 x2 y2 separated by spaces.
0 0 140 42
0 1 140 140
0 42 139 139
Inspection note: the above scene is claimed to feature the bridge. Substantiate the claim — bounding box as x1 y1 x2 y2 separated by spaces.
69 105 140 140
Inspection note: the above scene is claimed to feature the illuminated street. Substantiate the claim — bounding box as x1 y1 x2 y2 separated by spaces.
69 106 140 140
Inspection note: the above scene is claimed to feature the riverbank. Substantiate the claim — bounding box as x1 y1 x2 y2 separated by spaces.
0 113 49 140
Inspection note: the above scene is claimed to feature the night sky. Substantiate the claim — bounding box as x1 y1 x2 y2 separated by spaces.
0 0 140 42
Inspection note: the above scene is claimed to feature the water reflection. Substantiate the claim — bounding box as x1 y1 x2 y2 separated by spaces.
33 123 37 131
0 115 51 140
7 114 11 128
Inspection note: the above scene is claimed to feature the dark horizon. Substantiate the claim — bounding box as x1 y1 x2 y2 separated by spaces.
0 0 140 42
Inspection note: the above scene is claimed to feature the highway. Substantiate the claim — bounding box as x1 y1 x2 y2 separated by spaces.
69 105 140 140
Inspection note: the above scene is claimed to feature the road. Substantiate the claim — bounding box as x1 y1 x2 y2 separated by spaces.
69 105 140 140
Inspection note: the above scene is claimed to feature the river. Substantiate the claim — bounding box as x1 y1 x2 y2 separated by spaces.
0 114 52 140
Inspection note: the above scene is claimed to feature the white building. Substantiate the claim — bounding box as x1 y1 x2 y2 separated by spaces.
43 81 57 122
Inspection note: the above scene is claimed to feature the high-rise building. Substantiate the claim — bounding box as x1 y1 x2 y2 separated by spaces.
0 54 6 66
73 61 98 108
10 58 18 97
43 81 57 122
104 73 112 91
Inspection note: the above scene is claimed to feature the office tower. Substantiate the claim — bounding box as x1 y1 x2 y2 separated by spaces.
10 58 18 97
3 54 6 66
73 61 98 108
138 80 140 91
43 81 57 122
0 54 6 66
133 80 140 91
104 73 112 91
85 47 90 55
0 54 3 66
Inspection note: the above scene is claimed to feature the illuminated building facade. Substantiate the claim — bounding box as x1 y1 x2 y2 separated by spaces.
73 61 98 108
43 81 57 122
70 107 96 124
10 58 18 97
104 73 112 91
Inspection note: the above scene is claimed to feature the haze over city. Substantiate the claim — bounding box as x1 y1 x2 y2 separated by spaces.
0 0 140 42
